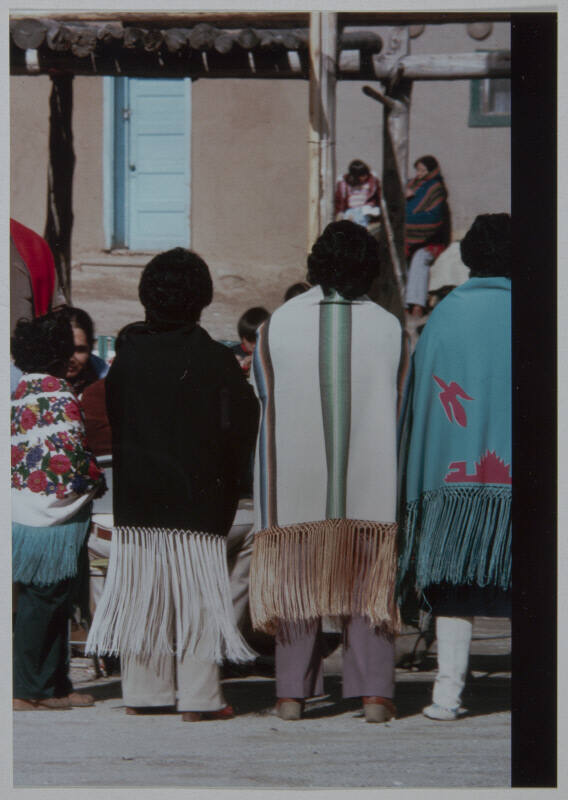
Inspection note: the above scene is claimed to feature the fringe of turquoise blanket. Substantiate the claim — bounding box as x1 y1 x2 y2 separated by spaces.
12 506 91 586
398 486 511 593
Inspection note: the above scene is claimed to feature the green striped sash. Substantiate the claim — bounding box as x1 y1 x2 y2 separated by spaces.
319 292 352 519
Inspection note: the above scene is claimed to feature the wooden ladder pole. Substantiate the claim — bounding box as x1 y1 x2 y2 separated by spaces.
308 11 337 253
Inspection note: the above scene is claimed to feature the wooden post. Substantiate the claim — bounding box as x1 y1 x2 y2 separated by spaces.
383 29 411 288
44 72 75 303
308 12 337 252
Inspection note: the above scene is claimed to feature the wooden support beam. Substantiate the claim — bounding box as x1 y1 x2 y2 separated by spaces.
237 28 260 50
364 26 411 303
162 28 189 53
308 12 337 249
124 27 146 49
10 11 312 29
382 75 412 291
143 29 164 53
10 18 47 49
96 22 124 43
44 73 75 303
188 23 218 50
372 50 510 80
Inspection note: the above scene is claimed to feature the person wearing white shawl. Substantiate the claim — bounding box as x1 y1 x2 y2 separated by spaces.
11 312 106 711
250 221 405 722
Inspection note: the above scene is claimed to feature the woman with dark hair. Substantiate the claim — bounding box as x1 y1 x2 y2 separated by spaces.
11 312 106 711
405 155 451 317
86 247 259 721
335 159 381 227
283 281 311 303
398 213 511 720
60 306 109 396
250 221 404 722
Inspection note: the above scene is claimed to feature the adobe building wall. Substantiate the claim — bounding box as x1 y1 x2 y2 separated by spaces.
10 21 510 284
10 75 105 254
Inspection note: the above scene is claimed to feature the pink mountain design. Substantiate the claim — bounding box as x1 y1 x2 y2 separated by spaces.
433 375 473 427
444 450 512 485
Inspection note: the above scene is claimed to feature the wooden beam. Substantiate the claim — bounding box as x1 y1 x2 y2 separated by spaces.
308 12 337 249
338 11 511 26
369 27 411 300
372 50 510 80
162 28 189 53
10 18 46 49
10 11 312 29
44 73 75 303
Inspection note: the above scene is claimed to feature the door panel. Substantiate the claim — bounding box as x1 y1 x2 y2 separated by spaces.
113 77 191 251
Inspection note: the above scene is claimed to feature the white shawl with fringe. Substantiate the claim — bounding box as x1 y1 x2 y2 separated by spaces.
249 286 403 634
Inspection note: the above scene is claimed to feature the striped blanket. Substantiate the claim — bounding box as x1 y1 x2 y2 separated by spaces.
405 166 449 254
249 286 403 634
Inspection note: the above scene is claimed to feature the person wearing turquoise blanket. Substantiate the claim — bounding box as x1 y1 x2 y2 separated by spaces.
398 213 511 720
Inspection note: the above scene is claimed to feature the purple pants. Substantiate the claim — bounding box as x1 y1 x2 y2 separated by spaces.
275 616 395 699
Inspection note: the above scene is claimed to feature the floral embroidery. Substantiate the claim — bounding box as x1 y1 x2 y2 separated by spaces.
11 445 25 467
49 454 72 474
20 408 38 431
64 401 82 422
11 375 105 499
27 470 48 493
41 376 63 392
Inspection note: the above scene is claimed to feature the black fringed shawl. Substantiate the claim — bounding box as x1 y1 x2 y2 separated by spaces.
106 322 259 536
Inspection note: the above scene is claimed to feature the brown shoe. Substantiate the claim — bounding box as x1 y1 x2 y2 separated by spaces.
13 698 36 711
66 692 95 707
13 696 72 711
181 705 234 722
362 696 397 723
275 698 303 721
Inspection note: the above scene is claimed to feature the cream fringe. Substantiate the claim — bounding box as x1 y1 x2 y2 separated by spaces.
86 527 256 665
250 519 400 635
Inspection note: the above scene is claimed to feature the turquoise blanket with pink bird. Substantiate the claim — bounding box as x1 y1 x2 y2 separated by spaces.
398 277 512 593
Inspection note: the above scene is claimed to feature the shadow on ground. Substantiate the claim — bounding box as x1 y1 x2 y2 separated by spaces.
79 651 510 720
222 655 510 721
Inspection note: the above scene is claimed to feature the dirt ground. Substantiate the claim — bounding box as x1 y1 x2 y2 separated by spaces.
12 618 511 789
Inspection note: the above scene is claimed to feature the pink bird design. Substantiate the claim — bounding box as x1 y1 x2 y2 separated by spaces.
433 375 473 427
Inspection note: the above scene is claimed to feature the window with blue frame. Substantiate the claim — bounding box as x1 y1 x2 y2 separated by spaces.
469 51 511 127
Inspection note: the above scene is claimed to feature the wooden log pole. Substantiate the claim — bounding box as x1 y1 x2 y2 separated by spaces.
308 11 337 251
44 73 75 303
372 50 510 80
162 28 189 53
382 77 412 291
363 26 411 305
10 18 47 49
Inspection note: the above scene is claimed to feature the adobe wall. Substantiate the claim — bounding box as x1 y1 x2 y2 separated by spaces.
10 21 510 291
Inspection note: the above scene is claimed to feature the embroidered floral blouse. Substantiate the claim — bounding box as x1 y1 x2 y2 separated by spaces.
11 373 106 527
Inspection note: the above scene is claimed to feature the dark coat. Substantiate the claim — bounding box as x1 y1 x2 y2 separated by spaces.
106 322 259 536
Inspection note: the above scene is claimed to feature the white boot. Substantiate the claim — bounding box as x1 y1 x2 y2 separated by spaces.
423 615 473 720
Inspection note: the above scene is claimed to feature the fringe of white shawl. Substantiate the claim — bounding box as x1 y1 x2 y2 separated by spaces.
86 527 256 665
250 519 400 636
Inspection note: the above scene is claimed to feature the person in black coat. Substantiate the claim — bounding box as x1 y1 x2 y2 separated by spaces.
87 248 259 721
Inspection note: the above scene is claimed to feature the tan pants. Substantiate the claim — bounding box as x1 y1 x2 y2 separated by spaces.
226 500 254 629
121 647 225 712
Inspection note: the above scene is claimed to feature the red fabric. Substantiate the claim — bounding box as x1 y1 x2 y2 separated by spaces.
10 219 56 317
404 242 446 261
81 379 112 457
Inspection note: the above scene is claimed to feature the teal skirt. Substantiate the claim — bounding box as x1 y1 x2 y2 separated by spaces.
13 504 91 586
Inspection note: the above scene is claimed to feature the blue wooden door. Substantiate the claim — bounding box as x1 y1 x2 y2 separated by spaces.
112 78 191 250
